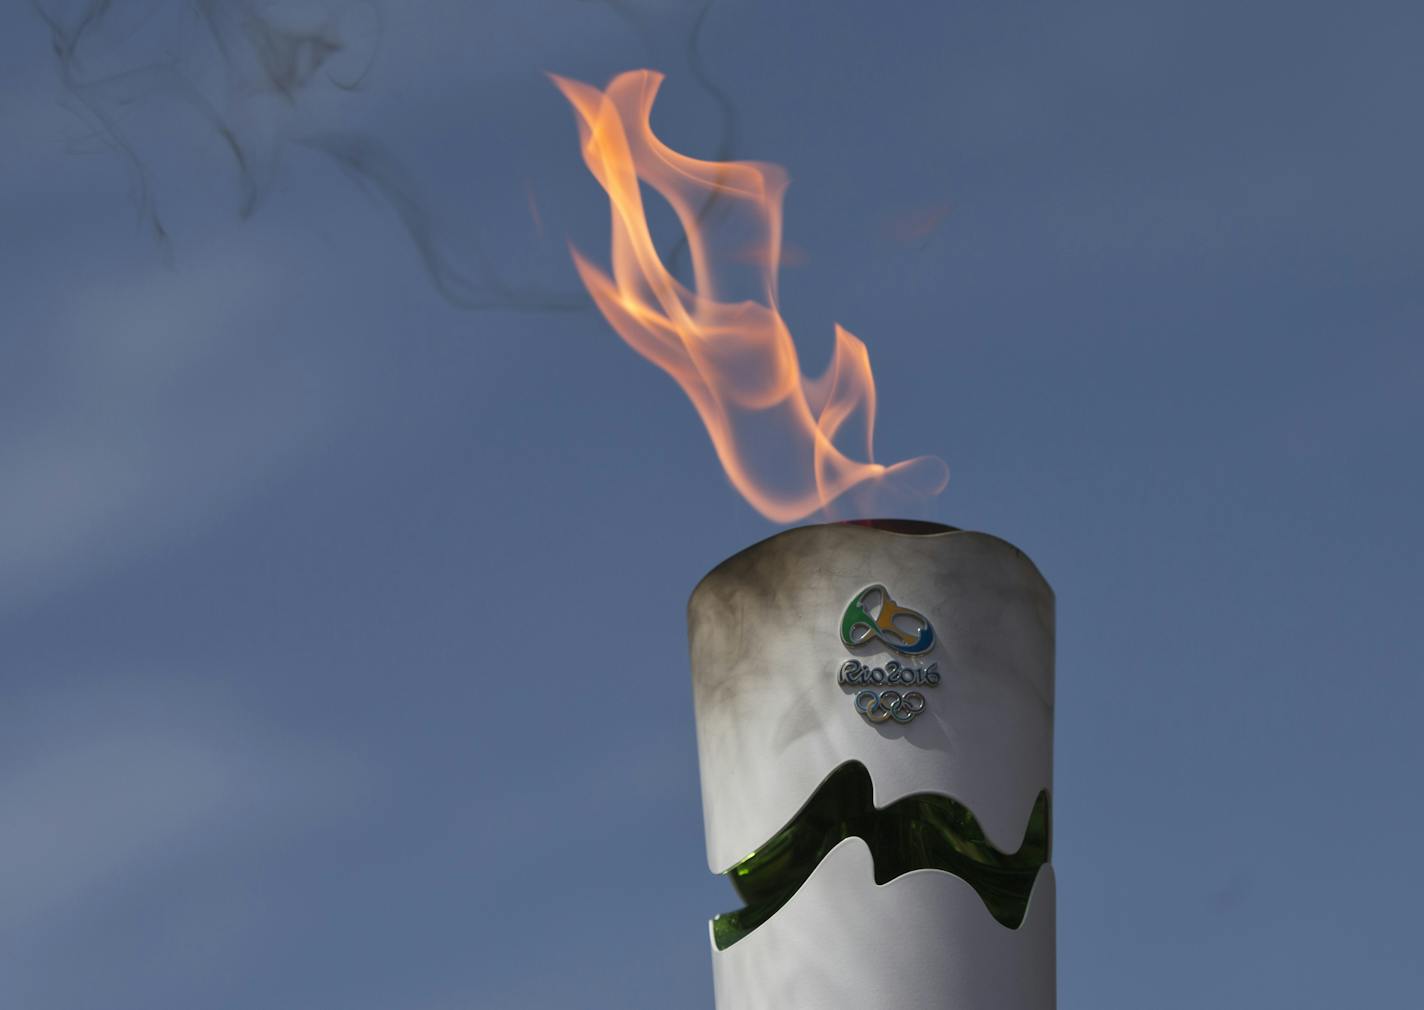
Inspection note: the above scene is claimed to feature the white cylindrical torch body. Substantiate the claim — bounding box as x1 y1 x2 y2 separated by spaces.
688 523 1055 1010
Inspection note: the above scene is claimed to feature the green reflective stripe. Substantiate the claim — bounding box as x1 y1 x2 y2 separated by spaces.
711 761 1050 950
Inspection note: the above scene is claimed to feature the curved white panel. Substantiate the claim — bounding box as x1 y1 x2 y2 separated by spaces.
711 837 1056 1010
689 525 1054 871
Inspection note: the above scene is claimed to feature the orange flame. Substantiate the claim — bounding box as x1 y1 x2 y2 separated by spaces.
553 71 947 523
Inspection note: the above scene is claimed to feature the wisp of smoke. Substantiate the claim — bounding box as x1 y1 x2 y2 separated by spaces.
31 0 740 313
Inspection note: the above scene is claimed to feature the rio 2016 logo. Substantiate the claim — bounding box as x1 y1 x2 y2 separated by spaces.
840 584 936 655
838 585 941 725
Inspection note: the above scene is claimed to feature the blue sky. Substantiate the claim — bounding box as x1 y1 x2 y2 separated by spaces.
2 1 1421 1007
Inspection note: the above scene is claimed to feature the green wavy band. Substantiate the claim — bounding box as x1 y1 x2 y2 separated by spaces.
712 761 1051 950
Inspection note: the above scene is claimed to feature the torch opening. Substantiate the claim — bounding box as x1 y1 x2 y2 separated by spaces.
837 519 960 535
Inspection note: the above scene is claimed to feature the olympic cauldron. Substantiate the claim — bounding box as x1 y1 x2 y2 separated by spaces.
687 520 1055 1010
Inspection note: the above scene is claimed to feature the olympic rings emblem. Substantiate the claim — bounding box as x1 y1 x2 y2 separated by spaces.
853 689 927 724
